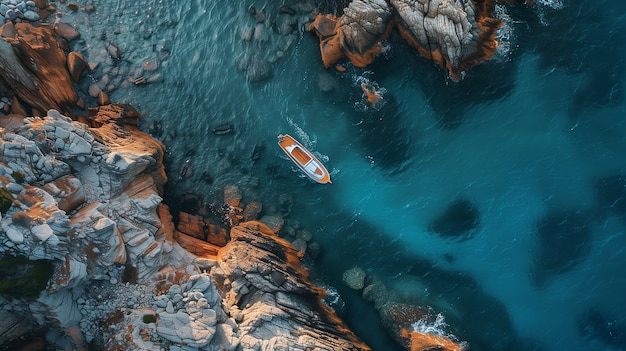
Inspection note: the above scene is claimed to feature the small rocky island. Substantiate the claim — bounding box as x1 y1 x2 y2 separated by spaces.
0 0 533 350
309 0 527 80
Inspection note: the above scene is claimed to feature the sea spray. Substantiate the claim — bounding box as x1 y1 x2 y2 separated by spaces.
411 313 469 350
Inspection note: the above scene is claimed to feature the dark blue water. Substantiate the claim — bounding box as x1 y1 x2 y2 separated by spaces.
67 0 626 350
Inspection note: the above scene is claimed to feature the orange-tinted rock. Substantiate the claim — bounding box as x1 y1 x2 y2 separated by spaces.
0 23 77 113
308 0 394 69
0 114 25 131
223 185 242 208
174 231 221 258
10 95 26 116
67 51 88 82
400 329 464 351
75 97 85 109
34 0 49 9
97 91 110 106
310 0 503 80
42 176 86 213
53 21 80 41
242 201 262 221
1 22 16 38
361 82 381 105
177 212 208 240
215 221 372 351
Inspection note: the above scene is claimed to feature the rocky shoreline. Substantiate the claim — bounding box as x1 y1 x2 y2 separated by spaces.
0 1 536 350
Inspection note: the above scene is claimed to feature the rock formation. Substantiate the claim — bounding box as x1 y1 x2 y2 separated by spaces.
0 107 373 350
359 276 467 351
212 221 370 351
0 22 77 114
309 0 503 80
0 13 373 349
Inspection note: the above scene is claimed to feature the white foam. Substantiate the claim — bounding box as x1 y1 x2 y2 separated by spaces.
493 4 515 62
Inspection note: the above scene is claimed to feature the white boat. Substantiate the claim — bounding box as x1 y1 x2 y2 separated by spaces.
277 134 332 184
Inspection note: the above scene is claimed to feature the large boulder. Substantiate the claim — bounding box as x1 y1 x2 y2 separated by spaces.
0 23 77 113
392 0 501 80
309 0 502 80
309 0 393 68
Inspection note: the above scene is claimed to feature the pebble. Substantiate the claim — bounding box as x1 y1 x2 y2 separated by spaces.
23 10 40 22
0 0 42 22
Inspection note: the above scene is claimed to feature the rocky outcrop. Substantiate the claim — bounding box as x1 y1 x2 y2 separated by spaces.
0 22 77 113
212 221 371 351
94 222 371 351
338 266 467 351
309 0 503 80
309 0 393 69
3 109 367 350
360 277 467 351
0 108 195 348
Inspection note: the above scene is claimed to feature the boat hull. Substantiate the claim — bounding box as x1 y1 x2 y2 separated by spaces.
277 134 332 184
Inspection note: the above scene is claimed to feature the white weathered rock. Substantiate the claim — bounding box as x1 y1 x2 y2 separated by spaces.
31 223 54 241
4 224 24 243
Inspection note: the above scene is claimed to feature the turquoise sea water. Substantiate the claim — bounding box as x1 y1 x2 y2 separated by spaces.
77 0 626 350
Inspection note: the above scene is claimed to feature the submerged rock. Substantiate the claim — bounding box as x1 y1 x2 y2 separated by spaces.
343 266 367 290
428 198 480 239
578 308 626 349
67 51 89 82
531 209 592 286
594 173 626 220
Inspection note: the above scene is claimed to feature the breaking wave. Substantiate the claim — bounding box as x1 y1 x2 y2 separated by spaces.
411 313 469 350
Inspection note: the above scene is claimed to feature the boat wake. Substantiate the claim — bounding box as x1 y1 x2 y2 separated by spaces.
285 117 330 163
286 117 316 149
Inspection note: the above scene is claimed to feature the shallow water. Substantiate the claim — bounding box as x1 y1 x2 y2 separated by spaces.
66 0 626 350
